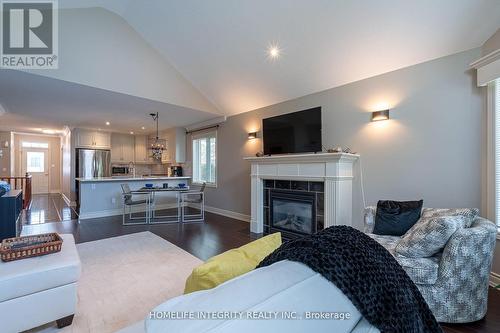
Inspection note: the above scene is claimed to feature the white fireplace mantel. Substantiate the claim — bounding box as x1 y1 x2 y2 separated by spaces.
244 153 359 233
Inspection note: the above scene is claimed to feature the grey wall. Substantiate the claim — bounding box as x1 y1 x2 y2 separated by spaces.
189 48 484 231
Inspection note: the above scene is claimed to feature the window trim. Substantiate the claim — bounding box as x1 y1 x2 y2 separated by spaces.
488 79 500 237
22 141 49 149
191 129 217 188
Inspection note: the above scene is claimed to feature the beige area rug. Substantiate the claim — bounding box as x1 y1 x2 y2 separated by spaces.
31 232 203 333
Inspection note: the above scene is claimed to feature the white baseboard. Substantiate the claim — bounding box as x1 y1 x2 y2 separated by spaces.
490 272 500 288
78 203 179 220
49 189 61 194
188 203 250 222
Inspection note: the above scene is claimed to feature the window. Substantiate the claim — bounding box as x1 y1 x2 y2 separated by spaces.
26 151 45 173
192 130 217 186
22 141 49 148
495 79 500 226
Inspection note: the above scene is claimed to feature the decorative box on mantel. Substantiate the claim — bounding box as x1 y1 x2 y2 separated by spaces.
244 153 359 234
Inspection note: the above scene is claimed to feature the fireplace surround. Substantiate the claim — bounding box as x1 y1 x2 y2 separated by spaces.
245 153 359 234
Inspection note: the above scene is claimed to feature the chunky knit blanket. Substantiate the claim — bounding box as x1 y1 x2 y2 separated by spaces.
257 226 442 333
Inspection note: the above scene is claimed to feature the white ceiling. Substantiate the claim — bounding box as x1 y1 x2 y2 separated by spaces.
64 0 500 115
0 70 218 134
1 0 500 133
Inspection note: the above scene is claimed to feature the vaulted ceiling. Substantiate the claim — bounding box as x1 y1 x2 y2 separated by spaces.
1 0 500 133
64 0 500 115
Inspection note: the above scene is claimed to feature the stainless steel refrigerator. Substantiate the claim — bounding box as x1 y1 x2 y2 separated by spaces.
77 149 111 179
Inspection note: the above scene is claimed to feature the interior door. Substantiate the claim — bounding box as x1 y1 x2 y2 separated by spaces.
22 148 49 194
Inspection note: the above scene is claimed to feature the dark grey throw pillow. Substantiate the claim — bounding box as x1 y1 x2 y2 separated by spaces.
373 200 423 236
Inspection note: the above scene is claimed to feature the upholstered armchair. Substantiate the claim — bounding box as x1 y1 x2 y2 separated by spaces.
365 209 497 323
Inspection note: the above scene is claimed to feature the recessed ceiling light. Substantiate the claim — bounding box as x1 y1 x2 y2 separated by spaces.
141 126 145 130
130 131 134 135
105 121 110 126
267 43 281 60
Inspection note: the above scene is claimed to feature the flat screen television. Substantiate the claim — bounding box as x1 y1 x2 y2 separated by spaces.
263 107 322 155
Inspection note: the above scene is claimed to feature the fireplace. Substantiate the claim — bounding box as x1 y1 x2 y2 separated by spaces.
246 153 358 233
270 190 316 236
263 180 324 238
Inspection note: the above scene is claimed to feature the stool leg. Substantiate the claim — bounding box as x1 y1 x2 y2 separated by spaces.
56 314 74 328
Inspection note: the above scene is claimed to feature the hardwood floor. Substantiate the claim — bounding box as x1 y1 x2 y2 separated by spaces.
21 196 257 261
20 194 500 332
23 194 78 224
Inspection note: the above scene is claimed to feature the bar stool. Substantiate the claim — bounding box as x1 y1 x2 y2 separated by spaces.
181 183 205 223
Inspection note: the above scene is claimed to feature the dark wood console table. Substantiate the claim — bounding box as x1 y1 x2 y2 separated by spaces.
0 189 23 241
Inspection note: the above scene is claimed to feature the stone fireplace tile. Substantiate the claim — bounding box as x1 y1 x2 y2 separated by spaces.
317 215 324 231
275 180 291 190
309 181 324 192
264 179 275 188
263 189 269 207
317 193 324 215
264 207 269 226
291 181 308 191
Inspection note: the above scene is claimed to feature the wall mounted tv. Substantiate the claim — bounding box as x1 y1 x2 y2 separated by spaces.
263 107 322 155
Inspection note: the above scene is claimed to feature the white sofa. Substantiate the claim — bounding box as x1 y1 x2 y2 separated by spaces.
118 260 379 333
0 234 81 333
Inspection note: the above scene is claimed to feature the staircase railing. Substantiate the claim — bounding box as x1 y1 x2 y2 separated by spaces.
0 173 32 209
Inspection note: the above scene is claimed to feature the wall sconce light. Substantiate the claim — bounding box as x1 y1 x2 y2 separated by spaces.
248 132 258 140
371 109 390 122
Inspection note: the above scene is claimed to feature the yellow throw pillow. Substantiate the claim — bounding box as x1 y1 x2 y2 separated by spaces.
184 232 282 294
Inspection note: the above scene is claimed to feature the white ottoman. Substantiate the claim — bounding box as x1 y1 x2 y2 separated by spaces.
0 234 81 333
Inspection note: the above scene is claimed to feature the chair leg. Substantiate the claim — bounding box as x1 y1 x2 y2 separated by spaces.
56 314 74 328
150 193 180 224
182 194 205 223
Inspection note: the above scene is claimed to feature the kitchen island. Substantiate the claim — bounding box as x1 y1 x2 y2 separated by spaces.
76 176 191 220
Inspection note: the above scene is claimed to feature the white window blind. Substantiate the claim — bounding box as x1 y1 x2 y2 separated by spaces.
495 79 500 225
192 130 217 186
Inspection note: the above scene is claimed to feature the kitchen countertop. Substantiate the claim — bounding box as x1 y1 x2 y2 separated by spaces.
76 176 191 182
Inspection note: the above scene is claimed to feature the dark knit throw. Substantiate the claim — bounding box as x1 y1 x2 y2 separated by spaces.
257 226 442 333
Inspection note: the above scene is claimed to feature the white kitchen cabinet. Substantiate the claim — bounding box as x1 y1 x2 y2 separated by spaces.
134 135 154 164
93 132 111 148
111 133 135 163
74 129 111 149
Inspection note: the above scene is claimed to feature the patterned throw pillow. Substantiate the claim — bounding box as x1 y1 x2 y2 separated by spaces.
395 215 469 258
420 208 479 227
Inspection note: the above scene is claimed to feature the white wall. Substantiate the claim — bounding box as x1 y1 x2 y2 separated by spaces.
27 8 219 115
61 130 72 203
482 28 500 56
0 131 10 177
189 49 484 229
